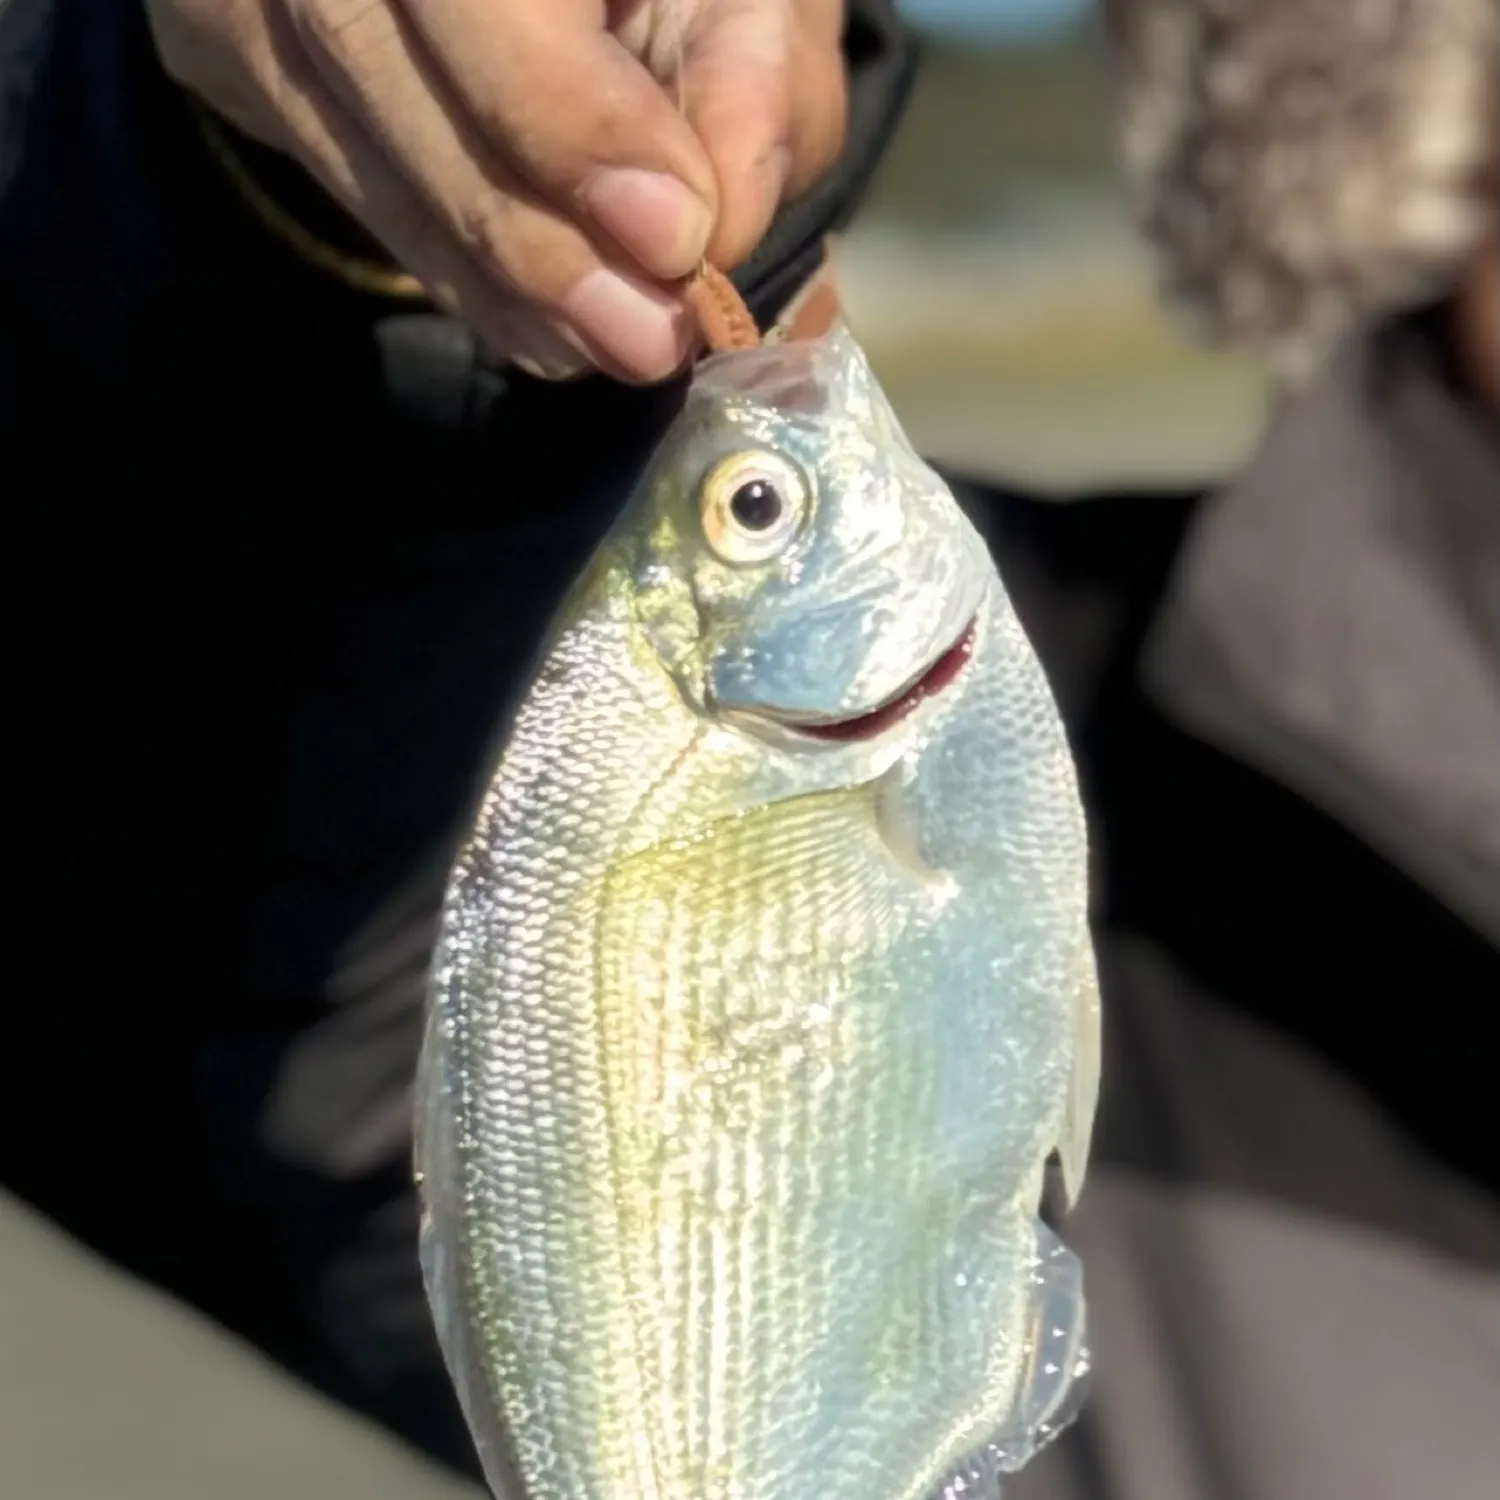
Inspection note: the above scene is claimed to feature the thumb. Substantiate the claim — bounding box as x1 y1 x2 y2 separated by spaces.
677 0 801 271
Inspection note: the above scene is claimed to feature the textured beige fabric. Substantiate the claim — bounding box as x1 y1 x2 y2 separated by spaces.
0 1190 483 1500
1102 0 1497 379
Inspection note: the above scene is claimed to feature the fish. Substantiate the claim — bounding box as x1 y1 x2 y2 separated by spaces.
415 322 1101 1500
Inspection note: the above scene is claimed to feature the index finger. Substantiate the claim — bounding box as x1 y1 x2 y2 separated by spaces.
387 0 721 280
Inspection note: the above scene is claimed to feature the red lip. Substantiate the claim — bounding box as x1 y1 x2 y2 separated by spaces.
797 620 977 743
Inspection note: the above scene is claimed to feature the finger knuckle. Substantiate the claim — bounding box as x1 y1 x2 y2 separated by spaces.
472 81 639 193
454 193 545 301
808 94 847 177
794 62 847 184
295 0 394 67
582 88 641 156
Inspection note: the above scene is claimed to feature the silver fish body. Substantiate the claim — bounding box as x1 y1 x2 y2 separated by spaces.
417 325 1101 1500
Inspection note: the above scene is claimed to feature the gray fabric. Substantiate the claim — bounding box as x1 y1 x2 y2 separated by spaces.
1143 320 1500 945
997 315 1500 1500
0 1188 483 1500
1010 940 1500 1500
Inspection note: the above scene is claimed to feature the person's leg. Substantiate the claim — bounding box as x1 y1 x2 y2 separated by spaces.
0 5 672 1472
1 1 916 1473
5 381 659 1475
0 1186 483 1500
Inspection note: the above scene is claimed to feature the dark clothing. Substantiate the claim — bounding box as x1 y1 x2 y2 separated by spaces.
958 323 1500 1492
1002 309 1500 1500
0 0 918 1476
0 0 915 1468
4 2 1498 1495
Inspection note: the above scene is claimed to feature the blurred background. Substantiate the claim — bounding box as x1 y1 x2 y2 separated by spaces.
844 0 1269 488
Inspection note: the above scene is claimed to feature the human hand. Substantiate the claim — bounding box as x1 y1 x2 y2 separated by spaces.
147 1 847 383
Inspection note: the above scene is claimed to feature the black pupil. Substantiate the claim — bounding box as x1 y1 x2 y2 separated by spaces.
729 479 783 532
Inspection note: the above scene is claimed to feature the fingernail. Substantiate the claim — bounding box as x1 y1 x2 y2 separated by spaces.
583 169 713 280
565 268 695 384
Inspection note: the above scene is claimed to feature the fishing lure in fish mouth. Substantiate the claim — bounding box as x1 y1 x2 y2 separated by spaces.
417 320 1101 1500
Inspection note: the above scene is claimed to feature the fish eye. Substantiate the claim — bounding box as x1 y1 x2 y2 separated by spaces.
699 450 809 565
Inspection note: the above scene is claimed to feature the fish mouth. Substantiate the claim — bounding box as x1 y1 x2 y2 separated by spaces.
755 617 978 744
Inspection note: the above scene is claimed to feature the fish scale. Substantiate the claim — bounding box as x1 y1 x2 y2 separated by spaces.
418 325 1100 1500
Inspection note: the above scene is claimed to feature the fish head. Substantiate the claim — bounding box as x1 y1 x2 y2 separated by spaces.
620 323 993 758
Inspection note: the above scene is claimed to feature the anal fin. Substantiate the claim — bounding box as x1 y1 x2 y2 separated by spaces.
925 1221 1091 1500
